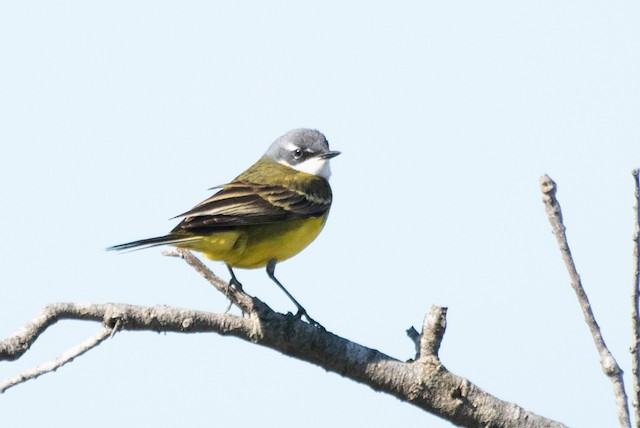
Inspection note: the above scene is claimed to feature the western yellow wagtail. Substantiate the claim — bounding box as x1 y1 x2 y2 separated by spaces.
108 129 339 326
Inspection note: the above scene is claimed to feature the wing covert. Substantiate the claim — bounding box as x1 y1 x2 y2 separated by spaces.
175 181 331 230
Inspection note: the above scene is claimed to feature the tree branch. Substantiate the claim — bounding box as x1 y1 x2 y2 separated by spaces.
162 248 257 315
0 325 115 392
540 174 631 428
0 252 566 427
417 305 447 360
631 169 640 428
0 301 564 427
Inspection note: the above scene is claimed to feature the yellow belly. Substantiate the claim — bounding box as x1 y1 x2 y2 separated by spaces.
175 215 328 269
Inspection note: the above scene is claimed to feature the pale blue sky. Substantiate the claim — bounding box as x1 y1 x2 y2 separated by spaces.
1 2 639 427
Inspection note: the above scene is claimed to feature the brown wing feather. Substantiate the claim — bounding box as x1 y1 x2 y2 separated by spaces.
174 181 330 231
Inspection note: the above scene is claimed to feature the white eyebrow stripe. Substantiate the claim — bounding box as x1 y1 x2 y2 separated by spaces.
283 142 299 152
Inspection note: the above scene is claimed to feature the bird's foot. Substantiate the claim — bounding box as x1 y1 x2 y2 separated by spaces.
293 309 324 330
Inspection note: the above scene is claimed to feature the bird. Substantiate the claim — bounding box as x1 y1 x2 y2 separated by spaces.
108 128 340 326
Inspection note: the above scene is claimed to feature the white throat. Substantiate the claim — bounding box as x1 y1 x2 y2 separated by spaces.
280 157 332 179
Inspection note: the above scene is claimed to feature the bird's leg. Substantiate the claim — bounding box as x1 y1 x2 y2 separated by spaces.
266 259 322 328
226 265 243 291
224 265 243 314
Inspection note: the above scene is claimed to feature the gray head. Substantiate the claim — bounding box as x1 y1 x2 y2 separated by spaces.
264 129 340 179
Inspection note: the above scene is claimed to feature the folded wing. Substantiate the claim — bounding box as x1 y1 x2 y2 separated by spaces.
175 181 331 230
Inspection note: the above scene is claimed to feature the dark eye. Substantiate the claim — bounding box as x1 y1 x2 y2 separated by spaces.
292 148 303 160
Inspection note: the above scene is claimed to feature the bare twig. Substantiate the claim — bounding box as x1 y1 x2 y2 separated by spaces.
162 248 257 314
541 174 631 428
631 169 640 428
406 306 447 361
0 326 114 392
417 305 447 361
406 326 421 359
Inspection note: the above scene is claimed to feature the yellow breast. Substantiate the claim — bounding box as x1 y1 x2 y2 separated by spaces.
176 214 328 269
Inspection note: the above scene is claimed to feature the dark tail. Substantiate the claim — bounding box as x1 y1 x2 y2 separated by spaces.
107 234 198 252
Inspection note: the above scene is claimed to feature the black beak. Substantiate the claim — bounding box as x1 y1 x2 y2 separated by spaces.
320 150 341 159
